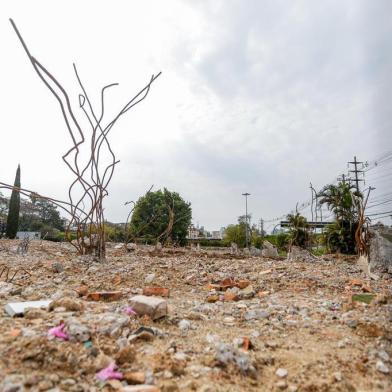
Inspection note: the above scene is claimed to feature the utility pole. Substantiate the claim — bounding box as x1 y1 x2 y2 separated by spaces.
242 193 250 248
348 156 364 193
260 218 264 238
337 173 349 185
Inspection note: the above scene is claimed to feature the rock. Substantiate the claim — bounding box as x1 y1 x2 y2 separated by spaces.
238 285 255 299
145 273 156 284
97 313 129 336
37 379 53 390
51 262 64 273
178 319 192 332
262 241 279 258
244 309 270 320
76 285 89 297
376 360 390 374
24 308 47 319
5 300 51 317
129 295 168 320
49 297 84 312
287 246 317 262
333 372 342 382
377 350 390 362
369 226 392 273
215 343 255 375
276 380 288 390
159 380 179 392
65 318 91 342
276 368 288 378
115 345 136 365
223 316 235 326
123 372 145 385
0 282 15 297
121 386 160 392
1 375 25 392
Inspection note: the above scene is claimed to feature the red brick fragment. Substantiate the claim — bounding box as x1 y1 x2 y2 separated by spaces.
143 286 170 298
86 291 123 301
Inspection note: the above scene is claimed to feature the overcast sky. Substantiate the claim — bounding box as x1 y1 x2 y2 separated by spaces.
1 0 391 230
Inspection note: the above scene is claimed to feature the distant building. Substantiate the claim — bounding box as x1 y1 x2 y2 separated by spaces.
16 231 41 240
211 230 223 239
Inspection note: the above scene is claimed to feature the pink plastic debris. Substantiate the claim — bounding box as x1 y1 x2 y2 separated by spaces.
48 323 69 341
124 306 137 316
96 362 123 381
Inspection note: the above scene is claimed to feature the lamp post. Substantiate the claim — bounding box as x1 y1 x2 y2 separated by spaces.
242 192 250 248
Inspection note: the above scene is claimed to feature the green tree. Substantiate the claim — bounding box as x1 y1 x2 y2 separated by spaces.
19 198 65 236
318 182 361 254
129 188 192 245
6 165 21 239
287 212 310 248
223 215 254 248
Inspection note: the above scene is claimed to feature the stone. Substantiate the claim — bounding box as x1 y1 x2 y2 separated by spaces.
24 308 47 319
129 295 168 320
215 343 255 375
276 380 288 390
238 285 255 299
159 380 179 392
49 297 84 312
376 360 390 374
126 243 137 252
145 273 156 284
76 285 89 297
276 368 288 378
287 246 317 262
121 386 160 392
377 350 390 362
178 319 192 332
123 372 145 385
369 226 392 273
143 287 170 298
65 318 91 342
244 309 270 320
1 375 25 392
86 291 123 301
5 300 51 317
262 241 279 258
115 345 136 365
97 313 129 336
0 282 15 297
51 262 64 273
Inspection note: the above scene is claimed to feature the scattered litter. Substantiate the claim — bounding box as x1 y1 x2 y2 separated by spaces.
352 293 375 304
124 306 138 316
48 323 69 341
96 362 123 381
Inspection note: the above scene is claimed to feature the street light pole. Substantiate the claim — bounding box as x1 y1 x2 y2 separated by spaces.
242 192 250 248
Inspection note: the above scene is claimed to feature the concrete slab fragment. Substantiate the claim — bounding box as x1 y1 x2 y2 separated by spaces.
5 300 51 317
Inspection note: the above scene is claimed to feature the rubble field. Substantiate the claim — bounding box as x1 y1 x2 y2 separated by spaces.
0 240 391 392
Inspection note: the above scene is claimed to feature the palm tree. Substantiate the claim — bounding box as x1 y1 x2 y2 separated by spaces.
287 212 310 248
318 182 362 253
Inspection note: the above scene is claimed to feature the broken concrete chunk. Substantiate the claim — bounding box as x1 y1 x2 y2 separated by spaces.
5 300 52 317
129 295 168 320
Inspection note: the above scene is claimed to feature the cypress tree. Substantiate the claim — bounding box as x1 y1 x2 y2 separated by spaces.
6 164 21 239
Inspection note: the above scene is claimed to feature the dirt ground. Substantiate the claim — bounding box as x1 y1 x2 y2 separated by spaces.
0 240 391 391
